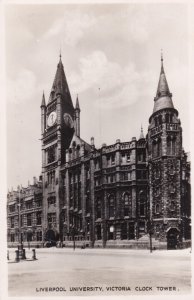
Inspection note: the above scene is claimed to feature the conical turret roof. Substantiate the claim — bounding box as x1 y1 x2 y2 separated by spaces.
75 94 80 111
153 55 174 114
41 91 46 107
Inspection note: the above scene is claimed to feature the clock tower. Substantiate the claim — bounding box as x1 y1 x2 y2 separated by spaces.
41 55 75 243
147 55 183 247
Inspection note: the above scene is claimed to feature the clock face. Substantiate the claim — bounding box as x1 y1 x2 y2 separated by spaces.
47 111 57 127
64 113 74 128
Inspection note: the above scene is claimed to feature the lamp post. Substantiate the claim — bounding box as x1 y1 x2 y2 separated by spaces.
147 219 153 253
18 187 23 247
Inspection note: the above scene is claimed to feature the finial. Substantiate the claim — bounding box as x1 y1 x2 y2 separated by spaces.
160 49 164 74
75 93 80 110
161 49 163 62
139 124 144 139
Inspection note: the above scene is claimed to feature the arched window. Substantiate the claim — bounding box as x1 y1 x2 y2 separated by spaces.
158 115 162 125
155 204 160 214
152 140 157 158
166 113 169 123
123 193 132 217
108 195 115 218
155 117 158 127
167 136 176 155
157 138 162 157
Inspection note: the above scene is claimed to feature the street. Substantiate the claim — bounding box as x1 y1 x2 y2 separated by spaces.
8 247 191 297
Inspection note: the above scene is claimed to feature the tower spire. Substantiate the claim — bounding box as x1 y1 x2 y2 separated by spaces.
155 52 171 100
41 91 46 107
75 94 80 111
48 55 74 109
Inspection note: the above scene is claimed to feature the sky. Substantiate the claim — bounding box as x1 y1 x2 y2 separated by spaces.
5 2 191 189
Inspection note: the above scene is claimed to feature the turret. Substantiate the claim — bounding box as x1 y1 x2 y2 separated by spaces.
74 94 80 136
40 91 46 134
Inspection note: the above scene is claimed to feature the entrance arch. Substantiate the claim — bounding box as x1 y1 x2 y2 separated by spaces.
167 227 179 250
45 229 58 246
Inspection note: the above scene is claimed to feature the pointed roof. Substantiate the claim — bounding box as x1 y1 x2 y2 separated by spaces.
139 125 144 139
75 94 80 111
41 91 46 107
48 55 73 107
153 54 174 114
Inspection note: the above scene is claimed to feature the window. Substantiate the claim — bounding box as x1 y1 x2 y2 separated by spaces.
152 140 157 158
155 204 160 214
26 200 33 209
108 195 115 218
155 117 158 127
167 136 176 155
48 213 56 226
36 231 42 241
111 154 115 165
48 196 56 207
157 138 161 157
47 145 56 164
36 200 42 208
158 115 162 125
139 191 146 216
20 215 23 227
124 193 132 217
10 217 14 228
36 212 42 225
27 214 32 226
124 194 129 217
86 195 90 214
96 198 101 219
9 204 15 213
126 152 130 162
166 113 169 123
95 159 99 170
10 233 15 242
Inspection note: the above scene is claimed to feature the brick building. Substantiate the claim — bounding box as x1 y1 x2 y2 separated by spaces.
7 55 191 249
7 177 43 247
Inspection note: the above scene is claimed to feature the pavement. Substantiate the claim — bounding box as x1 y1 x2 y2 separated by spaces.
7 247 191 297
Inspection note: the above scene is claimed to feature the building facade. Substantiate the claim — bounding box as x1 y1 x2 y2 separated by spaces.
7 55 191 249
7 177 43 247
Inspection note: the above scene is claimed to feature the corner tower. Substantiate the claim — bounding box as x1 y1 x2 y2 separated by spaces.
147 55 183 249
41 55 75 243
